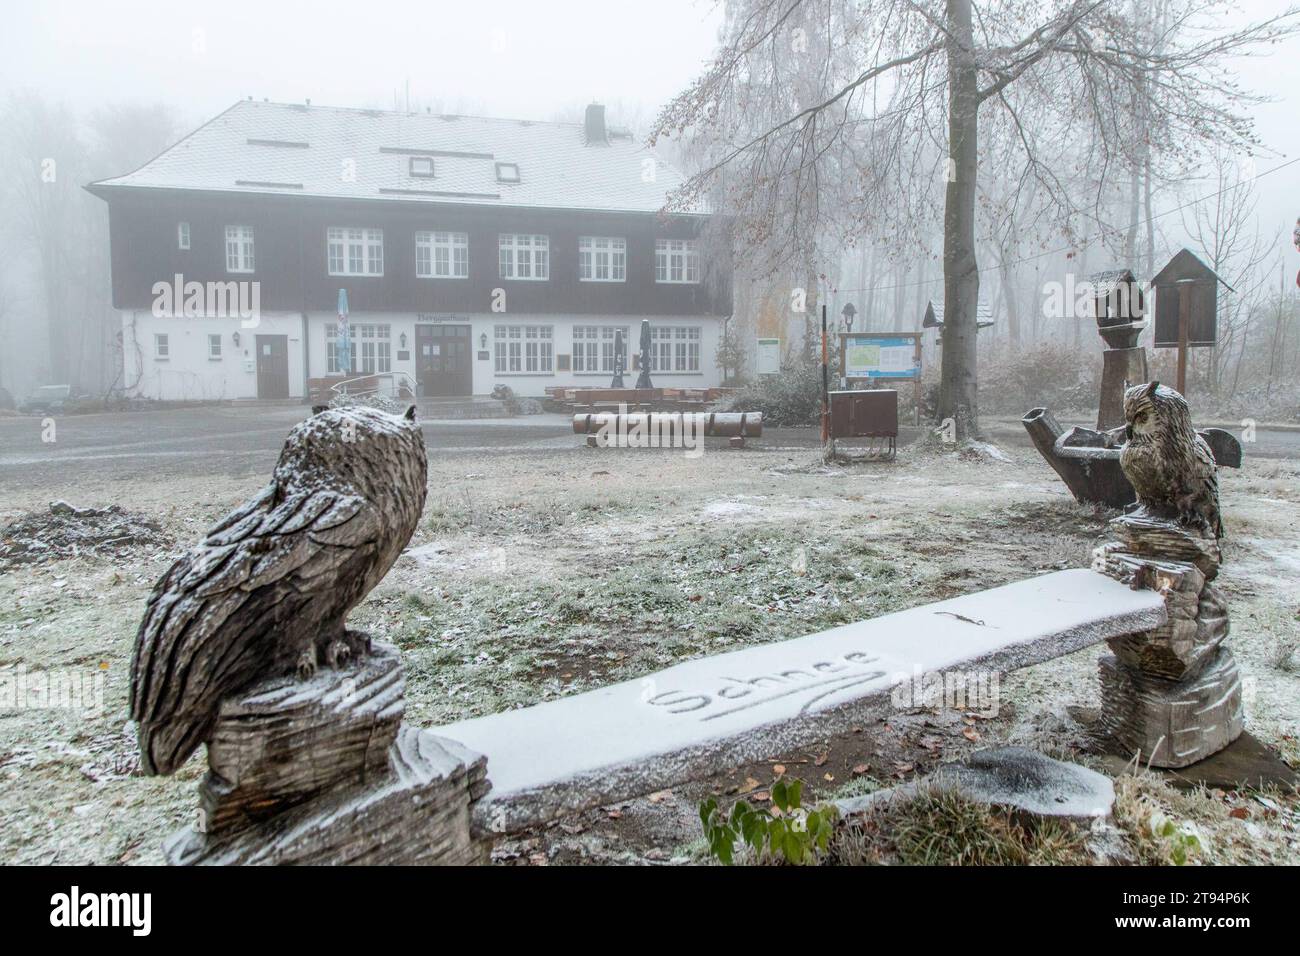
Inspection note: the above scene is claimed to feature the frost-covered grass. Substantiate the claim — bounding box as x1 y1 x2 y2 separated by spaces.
1 441 1296 864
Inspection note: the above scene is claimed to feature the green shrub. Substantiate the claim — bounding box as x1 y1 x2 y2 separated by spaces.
699 777 839 865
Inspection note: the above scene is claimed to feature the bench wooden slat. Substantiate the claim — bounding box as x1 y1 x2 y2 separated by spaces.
436 569 1165 834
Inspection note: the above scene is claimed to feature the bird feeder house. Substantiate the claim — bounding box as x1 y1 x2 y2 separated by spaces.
1151 249 1233 394
1089 268 1146 349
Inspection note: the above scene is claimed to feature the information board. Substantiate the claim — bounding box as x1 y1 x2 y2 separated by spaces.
843 335 921 378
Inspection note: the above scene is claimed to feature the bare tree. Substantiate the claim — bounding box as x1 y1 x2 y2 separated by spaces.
1181 149 1275 397
653 0 1298 437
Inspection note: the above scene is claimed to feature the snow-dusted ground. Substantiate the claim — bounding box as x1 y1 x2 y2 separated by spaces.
0 435 1296 864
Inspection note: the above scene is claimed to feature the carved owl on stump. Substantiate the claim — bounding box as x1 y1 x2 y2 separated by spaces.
1120 381 1222 538
130 405 427 775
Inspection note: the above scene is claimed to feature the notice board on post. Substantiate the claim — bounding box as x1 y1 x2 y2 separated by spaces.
839 331 923 424
842 334 922 379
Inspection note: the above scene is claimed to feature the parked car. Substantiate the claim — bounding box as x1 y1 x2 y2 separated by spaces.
18 384 83 415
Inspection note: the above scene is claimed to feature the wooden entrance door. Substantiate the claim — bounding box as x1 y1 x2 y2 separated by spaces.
416 324 473 396
255 335 290 399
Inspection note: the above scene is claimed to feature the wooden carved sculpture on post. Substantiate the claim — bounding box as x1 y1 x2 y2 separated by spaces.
130 405 490 864
1093 382 1243 767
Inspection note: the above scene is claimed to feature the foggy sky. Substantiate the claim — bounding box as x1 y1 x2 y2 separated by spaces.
1 0 1296 248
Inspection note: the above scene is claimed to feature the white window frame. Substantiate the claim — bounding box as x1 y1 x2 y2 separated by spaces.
327 227 384 277
207 333 222 360
498 234 549 281
571 326 600 373
415 231 469 279
572 325 628 374
358 323 392 374
177 221 191 250
225 225 255 273
649 326 701 373
579 237 626 282
326 325 340 374
495 162 520 183
154 333 169 360
654 239 700 284
494 324 553 373
408 156 435 177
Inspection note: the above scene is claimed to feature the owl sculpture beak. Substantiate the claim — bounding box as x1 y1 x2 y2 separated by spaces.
1125 424 1133 441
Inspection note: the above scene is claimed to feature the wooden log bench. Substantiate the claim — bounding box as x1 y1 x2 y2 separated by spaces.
165 569 1164 861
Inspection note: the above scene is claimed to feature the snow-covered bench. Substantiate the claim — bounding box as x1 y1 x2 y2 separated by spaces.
436 569 1165 835
167 567 1166 864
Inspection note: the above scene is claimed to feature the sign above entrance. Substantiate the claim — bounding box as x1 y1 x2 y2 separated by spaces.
416 313 468 323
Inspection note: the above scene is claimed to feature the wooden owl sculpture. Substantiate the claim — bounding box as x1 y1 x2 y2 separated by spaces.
1119 381 1222 539
130 405 428 775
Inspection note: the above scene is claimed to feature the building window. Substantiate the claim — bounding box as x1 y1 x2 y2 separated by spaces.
494 324 552 373
571 326 599 372
654 239 700 284
573 325 629 373
225 225 255 273
415 231 469 278
327 227 384 276
649 326 701 372
326 323 391 374
498 234 549 280
326 326 339 374
177 222 191 250
495 162 520 183
579 237 626 282
154 333 169 360
357 323 391 373
409 156 435 177
207 334 222 359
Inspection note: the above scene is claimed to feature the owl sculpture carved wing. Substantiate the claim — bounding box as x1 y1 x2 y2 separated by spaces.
130 406 427 775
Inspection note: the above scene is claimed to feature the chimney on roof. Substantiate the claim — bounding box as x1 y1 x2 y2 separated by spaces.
584 102 608 146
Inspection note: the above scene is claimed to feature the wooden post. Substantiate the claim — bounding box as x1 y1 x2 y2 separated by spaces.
913 335 923 425
1177 282 1191 395
820 303 830 447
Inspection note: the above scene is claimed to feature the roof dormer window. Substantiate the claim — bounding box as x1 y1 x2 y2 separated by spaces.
495 162 520 183
409 156 435 178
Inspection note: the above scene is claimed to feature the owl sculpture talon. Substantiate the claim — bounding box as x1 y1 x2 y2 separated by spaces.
296 648 317 681
325 639 351 669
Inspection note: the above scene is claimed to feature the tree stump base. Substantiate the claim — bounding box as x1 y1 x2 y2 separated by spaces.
163 641 491 865
1093 516 1242 768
